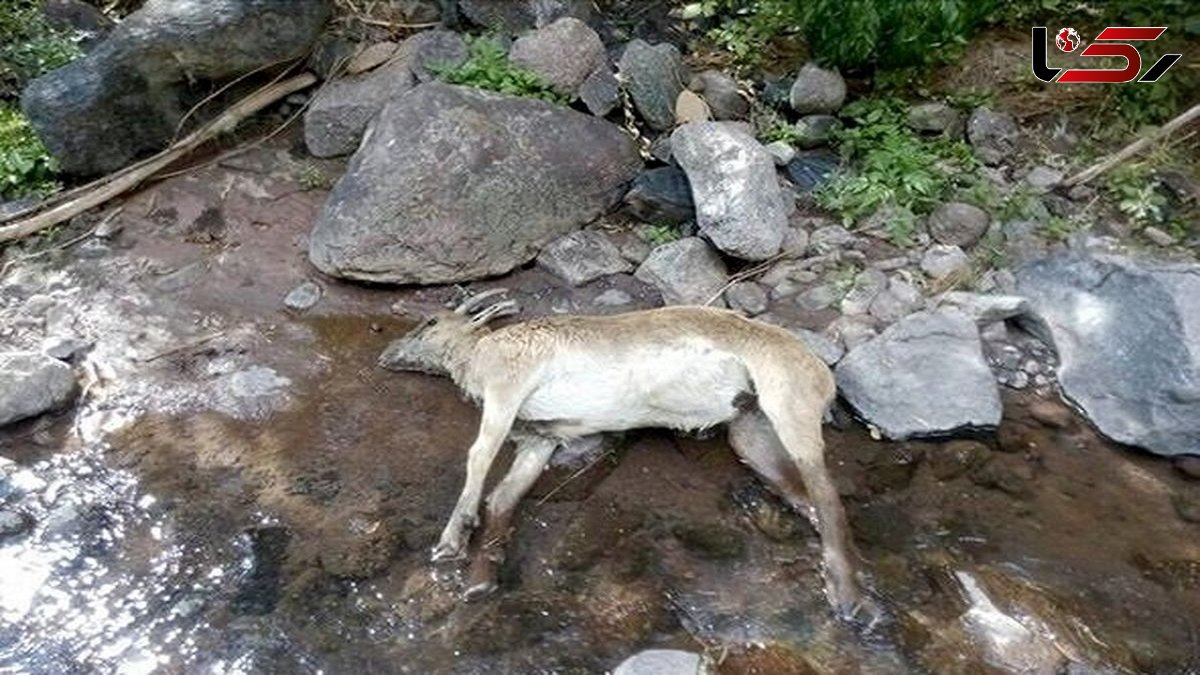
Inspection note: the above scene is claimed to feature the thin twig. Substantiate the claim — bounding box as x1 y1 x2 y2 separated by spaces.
1061 102 1200 188
534 448 616 506
136 331 226 363
703 251 789 306
171 56 302 144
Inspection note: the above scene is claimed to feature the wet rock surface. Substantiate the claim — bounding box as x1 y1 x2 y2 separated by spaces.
1 141 1197 675
1016 251 1200 456
0 352 78 428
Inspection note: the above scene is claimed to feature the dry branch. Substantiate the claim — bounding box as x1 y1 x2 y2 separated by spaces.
1061 102 1200 188
0 72 317 245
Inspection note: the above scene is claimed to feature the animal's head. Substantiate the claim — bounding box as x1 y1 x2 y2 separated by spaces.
378 289 518 376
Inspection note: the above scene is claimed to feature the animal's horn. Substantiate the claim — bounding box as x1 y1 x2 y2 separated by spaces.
469 299 519 326
454 288 509 315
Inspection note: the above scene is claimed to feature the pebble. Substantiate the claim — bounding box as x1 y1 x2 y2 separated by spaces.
1143 226 1175 247
283 281 322 312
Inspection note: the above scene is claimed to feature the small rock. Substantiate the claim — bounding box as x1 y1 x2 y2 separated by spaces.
395 29 469 83
929 202 990 248
789 63 846 114
1172 492 1200 523
810 224 856 253
624 166 695 225
619 40 687 131
796 284 838 311
0 509 32 538
0 352 78 428
781 223 809 257
763 141 796 166
675 90 711 124
793 114 841 148
537 230 632 286
967 107 1020 166
593 288 633 307
825 315 877 350
970 456 1034 497
688 70 747 120
725 281 769 315
920 245 971 280
1143 226 1175 247
42 336 93 362
579 67 619 116
613 650 708 675
869 276 923 324
840 268 888 315
906 102 963 136
346 41 399 75
1024 165 1063 192
929 440 992 481
866 444 923 492
303 59 414 158
508 17 605 96
283 281 322 312
1174 456 1200 481
1028 400 1074 429
935 291 1028 324
634 238 728 307
783 150 840 191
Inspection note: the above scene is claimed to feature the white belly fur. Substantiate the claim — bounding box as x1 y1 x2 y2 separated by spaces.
517 338 752 437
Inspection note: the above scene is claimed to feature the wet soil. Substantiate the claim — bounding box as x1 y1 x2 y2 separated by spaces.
2 145 1199 674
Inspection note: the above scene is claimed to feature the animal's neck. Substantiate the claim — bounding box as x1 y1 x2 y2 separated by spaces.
444 329 486 391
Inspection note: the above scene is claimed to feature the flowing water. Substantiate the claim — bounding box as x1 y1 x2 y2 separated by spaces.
2 147 1198 674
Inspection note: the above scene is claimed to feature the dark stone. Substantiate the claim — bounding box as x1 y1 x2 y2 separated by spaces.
22 0 332 176
969 456 1034 497
670 522 747 560
231 526 292 615
624 166 694 225
784 150 840 191
618 39 686 131
928 440 992 481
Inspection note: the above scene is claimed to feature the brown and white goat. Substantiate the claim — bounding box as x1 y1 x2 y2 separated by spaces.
380 290 873 623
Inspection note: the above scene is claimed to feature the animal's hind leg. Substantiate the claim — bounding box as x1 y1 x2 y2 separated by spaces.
734 406 869 623
728 408 812 515
464 434 557 600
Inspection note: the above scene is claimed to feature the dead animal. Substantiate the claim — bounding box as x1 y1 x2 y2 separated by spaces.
379 289 878 624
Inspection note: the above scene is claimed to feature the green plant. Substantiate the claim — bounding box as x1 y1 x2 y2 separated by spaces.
297 163 333 191
1040 215 1080 242
0 103 59 200
0 0 84 96
814 98 978 245
698 0 994 71
432 35 569 105
1105 163 1169 227
643 223 680 247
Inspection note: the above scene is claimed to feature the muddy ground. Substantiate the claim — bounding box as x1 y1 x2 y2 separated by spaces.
1 143 1199 674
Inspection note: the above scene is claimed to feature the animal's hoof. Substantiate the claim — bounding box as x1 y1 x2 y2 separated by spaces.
841 595 889 634
463 580 497 602
430 542 468 564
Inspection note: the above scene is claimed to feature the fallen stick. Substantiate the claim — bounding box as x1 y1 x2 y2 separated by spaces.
0 72 317 244
1060 102 1200 188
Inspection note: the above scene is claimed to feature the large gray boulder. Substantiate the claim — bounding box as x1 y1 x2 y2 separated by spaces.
308 83 641 284
836 309 1002 439
619 40 687 131
1016 252 1200 457
458 0 591 32
508 17 605 97
671 122 788 261
0 352 78 428
22 0 331 175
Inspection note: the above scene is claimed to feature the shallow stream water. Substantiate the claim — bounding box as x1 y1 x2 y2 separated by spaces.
1 147 1198 674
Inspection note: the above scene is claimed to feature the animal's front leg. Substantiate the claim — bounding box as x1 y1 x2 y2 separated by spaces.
432 394 521 562
465 434 558 600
